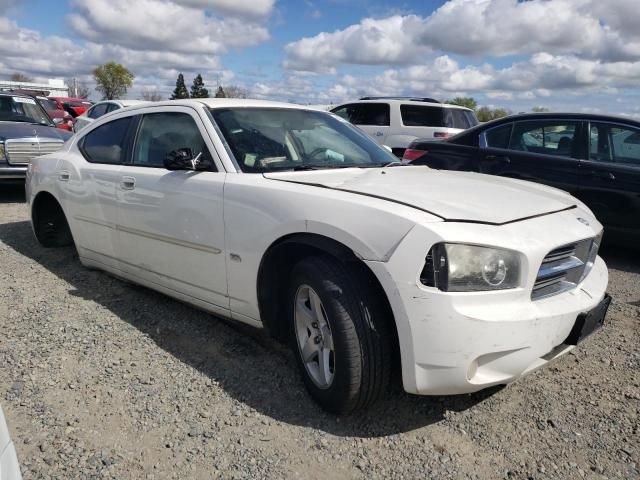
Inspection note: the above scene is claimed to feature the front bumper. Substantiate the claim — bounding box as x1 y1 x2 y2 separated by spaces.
0 166 27 180
367 209 609 396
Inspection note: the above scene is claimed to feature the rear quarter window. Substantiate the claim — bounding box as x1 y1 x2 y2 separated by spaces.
79 117 132 164
401 105 444 127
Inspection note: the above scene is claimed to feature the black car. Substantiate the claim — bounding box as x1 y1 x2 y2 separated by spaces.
404 113 640 247
0 92 72 182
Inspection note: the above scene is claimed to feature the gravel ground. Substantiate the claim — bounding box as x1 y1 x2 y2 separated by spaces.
1 184 638 480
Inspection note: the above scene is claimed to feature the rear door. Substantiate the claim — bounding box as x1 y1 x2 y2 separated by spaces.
479 118 584 195
65 115 134 267
331 103 390 145
116 107 229 309
578 121 640 241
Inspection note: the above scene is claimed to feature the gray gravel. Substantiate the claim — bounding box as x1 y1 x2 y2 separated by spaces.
1 184 638 480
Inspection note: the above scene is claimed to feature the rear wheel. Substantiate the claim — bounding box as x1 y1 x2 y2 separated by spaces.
287 256 392 414
33 199 73 248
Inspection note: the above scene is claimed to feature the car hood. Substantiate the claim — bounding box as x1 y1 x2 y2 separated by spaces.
263 166 577 225
0 121 72 141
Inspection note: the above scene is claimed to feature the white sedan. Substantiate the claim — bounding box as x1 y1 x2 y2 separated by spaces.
27 99 609 413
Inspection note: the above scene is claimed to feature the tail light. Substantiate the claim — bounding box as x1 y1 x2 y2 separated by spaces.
433 132 449 138
402 148 428 162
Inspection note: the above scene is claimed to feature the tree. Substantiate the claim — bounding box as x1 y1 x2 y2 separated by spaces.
446 96 477 110
171 73 189 99
214 86 226 98
93 62 134 100
141 89 163 101
190 74 209 98
223 85 248 98
532 106 550 113
10 72 33 82
476 106 511 122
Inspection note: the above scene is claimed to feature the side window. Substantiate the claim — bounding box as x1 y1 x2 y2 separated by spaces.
89 104 108 119
351 103 390 126
80 117 132 164
484 123 513 149
590 122 640 167
330 104 355 121
400 105 443 127
133 112 215 169
509 120 579 157
106 103 120 113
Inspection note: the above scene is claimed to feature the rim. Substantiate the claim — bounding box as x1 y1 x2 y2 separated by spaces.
294 284 335 389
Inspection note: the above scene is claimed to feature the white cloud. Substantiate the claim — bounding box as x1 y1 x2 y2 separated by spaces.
284 15 428 72
173 0 275 17
284 0 640 72
68 0 269 55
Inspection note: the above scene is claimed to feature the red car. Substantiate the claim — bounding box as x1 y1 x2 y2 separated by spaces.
48 97 93 118
35 96 74 131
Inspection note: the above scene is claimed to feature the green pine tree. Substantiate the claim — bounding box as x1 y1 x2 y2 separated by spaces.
214 86 226 98
190 74 209 98
170 73 189 99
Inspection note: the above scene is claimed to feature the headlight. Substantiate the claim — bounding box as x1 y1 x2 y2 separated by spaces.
421 243 521 292
0 143 5 161
580 230 602 282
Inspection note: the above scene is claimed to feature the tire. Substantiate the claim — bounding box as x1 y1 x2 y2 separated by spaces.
34 203 73 248
287 255 393 414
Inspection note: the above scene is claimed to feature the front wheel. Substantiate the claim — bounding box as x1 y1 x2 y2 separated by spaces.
287 256 393 414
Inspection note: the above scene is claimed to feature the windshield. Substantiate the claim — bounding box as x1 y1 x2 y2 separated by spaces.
210 107 398 172
0 96 53 125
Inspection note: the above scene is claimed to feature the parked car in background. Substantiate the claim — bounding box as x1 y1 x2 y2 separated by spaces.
35 96 74 131
27 99 608 413
330 97 479 157
0 92 72 182
73 100 148 132
48 97 93 118
403 113 640 247
5 90 74 132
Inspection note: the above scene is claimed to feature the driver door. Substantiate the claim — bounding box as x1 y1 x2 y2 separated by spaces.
116 107 229 310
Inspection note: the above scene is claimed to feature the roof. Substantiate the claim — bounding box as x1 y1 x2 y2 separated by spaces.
334 98 473 111
120 98 322 112
48 97 92 102
468 112 640 132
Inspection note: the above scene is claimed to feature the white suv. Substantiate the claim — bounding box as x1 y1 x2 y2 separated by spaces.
27 99 609 414
331 97 478 156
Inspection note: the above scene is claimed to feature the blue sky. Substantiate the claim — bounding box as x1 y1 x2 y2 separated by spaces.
2 0 639 116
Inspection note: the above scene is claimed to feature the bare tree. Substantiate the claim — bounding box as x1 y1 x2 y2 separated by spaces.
76 82 91 99
223 85 249 98
10 72 33 82
65 78 92 98
141 89 163 101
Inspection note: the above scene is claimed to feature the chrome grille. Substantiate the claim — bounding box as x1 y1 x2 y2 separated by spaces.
5 139 64 165
532 236 600 300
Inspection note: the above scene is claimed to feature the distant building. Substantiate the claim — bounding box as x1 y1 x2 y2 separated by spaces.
0 78 69 97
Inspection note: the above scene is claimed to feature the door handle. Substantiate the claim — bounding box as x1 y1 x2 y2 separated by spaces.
120 176 136 190
58 170 70 182
485 154 511 163
590 171 615 181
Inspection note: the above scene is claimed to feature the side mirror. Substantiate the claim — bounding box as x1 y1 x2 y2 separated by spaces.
164 148 210 171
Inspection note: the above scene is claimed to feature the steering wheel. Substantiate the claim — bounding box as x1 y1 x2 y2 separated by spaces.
307 148 328 161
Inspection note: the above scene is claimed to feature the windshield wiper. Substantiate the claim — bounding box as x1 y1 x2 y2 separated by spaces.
381 160 404 167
